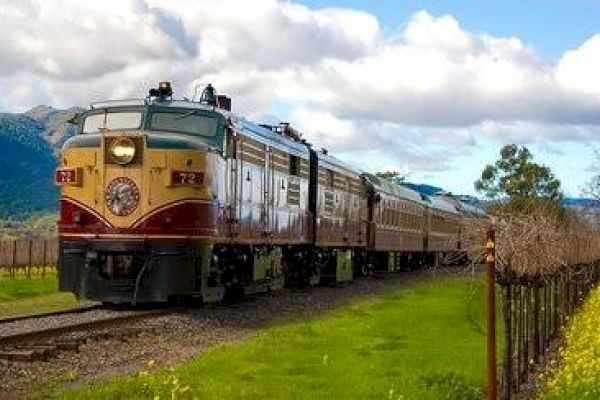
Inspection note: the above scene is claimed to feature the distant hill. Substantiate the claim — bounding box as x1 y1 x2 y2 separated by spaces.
401 181 600 210
0 107 79 218
562 197 600 208
24 105 81 151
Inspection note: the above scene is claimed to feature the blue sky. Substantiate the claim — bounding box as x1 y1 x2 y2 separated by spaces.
302 0 600 58
2 0 600 198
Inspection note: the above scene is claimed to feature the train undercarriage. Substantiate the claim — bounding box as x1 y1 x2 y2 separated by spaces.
59 239 466 305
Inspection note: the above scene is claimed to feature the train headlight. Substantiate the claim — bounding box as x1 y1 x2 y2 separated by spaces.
110 137 136 165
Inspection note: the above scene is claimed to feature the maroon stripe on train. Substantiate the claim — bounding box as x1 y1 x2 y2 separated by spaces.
58 199 219 237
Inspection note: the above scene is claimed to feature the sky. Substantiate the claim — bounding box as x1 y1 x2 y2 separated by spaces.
1 0 600 197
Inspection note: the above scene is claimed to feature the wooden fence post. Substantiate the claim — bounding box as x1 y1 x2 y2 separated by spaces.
501 283 512 400
524 283 529 383
533 280 540 363
27 240 33 278
516 284 523 390
11 240 16 278
42 240 47 278
485 225 497 400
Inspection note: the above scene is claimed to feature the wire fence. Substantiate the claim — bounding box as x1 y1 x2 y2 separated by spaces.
464 201 600 399
0 238 58 278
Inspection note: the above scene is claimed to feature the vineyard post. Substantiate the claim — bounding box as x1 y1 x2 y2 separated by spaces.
11 240 16 278
533 279 540 362
501 283 512 400
485 223 497 400
27 240 32 278
42 240 47 278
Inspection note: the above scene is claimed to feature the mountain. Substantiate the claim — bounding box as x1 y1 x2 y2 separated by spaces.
0 106 79 218
24 105 81 151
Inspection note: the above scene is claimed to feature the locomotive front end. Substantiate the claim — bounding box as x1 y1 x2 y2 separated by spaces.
56 84 228 304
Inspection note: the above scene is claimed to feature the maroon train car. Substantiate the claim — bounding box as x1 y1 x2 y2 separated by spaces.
310 149 367 282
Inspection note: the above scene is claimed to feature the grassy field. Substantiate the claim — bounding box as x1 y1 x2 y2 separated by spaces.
542 284 600 399
52 275 490 400
0 275 83 317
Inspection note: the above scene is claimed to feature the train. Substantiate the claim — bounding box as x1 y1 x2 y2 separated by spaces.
55 82 485 304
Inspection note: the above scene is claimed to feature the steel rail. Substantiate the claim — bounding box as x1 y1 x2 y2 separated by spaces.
0 308 174 347
0 304 103 325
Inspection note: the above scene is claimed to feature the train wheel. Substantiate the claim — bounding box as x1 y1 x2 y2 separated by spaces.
360 262 370 277
309 267 321 287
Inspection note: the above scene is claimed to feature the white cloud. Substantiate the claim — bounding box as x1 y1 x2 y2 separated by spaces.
556 35 600 96
1 0 600 180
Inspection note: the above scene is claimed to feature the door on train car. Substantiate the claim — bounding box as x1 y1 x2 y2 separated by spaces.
264 145 274 239
366 191 377 249
225 129 240 238
237 135 268 241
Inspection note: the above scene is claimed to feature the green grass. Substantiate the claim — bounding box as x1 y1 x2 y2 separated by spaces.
0 275 84 317
0 274 58 302
52 276 490 400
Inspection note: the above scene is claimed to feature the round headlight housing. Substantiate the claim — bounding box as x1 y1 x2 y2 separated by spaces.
110 137 136 165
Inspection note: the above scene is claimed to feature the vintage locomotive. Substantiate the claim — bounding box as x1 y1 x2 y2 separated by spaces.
56 82 483 304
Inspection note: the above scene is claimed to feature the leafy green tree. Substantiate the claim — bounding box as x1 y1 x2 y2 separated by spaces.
376 170 405 185
475 144 562 202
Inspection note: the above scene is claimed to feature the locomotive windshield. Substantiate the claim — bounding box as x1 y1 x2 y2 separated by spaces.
82 111 142 133
149 111 218 137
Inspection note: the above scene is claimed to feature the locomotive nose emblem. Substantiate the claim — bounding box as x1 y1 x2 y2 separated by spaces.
105 177 140 216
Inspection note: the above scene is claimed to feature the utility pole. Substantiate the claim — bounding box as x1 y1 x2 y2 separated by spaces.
486 224 497 399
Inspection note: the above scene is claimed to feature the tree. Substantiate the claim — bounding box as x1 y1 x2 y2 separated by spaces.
475 144 562 202
584 150 600 202
375 170 405 185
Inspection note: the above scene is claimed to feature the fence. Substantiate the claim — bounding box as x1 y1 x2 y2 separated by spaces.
497 263 600 399
0 238 58 278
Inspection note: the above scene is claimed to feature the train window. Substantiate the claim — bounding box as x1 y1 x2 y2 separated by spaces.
83 111 142 133
326 169 334 188
149 111 218 137
290 155 300 176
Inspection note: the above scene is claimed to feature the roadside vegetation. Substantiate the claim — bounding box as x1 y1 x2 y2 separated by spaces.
52 275 488 400
542 284 600 399
0 213 57 240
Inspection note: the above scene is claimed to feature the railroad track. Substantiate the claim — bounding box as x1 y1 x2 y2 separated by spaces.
0 303 103 325
0 307 176 362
